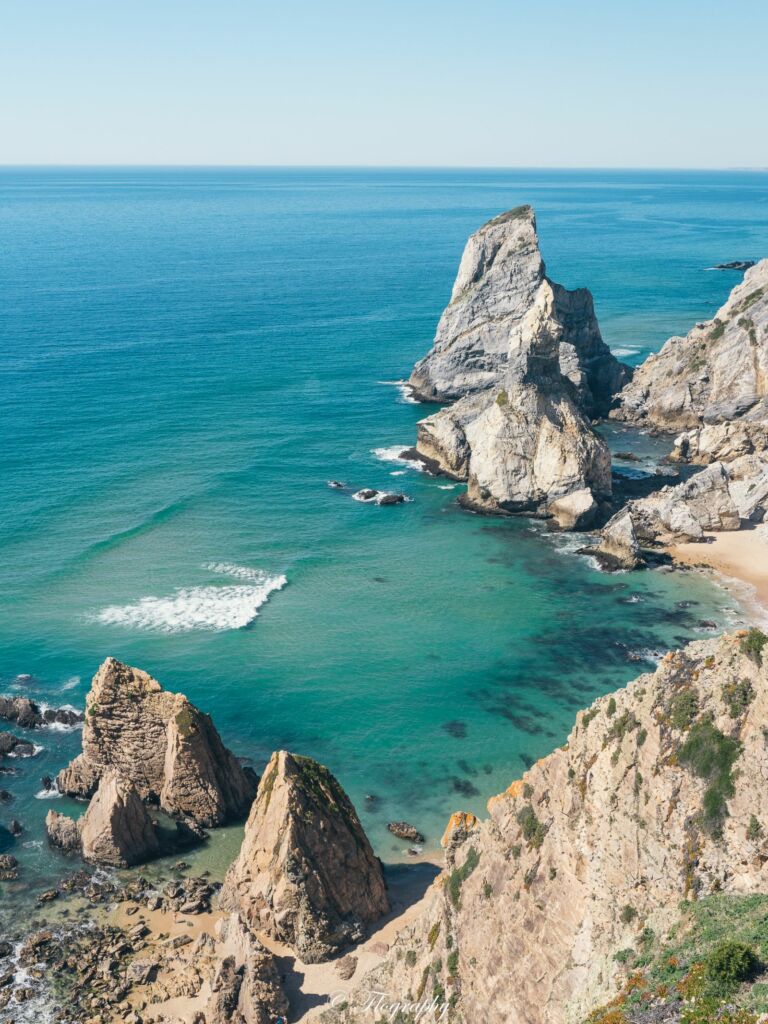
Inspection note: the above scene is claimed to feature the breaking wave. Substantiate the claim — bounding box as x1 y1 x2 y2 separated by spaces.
92 564 287 633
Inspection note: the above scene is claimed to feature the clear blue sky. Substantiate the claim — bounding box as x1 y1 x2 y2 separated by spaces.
2 0 766 167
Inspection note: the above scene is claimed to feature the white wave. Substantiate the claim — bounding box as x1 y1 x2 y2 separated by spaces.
378 379 419 404
352 490 411 505
8 743 43 758
438 484 458 490
60 676 80 692
624 595 643 604
35 786 61 800
371 445 424 471
390 470 407 476
612 347 641 358
94 567 287 633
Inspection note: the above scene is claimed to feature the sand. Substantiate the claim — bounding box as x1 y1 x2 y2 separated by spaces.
667 526 768 618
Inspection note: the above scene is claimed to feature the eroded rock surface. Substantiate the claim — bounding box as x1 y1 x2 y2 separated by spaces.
410 205 630 418
614 260 768 435
322 631 768 1024
57 658 256 827
79 770 159 867
221 750 389 963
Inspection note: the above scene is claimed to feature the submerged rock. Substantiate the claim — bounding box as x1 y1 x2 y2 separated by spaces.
221 750 389 963
387 820 425 843
57 657 256 827
352 488 407 505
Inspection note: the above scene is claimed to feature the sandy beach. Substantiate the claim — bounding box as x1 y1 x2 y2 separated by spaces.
667 526 768 617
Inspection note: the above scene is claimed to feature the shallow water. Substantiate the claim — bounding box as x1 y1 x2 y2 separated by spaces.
1 168 767 924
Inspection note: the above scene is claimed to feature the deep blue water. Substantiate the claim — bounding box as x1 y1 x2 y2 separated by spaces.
1 168 767 908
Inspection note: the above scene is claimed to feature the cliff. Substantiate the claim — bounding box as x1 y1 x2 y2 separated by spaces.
613 260 768 439
322 629 768 1024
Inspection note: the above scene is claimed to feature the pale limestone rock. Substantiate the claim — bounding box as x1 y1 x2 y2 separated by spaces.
414 279 612 517
631 462 741 540
204 915 287 1024
547 488 598 530
322 632 768 1024
595 507 641 568
410 205 629 418
614 259 768 432
57 658 256 827
221 750 389 963
79 770 159 868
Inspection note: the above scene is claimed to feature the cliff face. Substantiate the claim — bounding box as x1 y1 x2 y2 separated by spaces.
221 750 389 963
57 658 256 827
409 205 630 419
614 260 768 436
323 630 768 1024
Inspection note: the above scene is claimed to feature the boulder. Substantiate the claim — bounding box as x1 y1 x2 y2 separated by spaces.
45 809 82 853
595 508 641 569
547 488 598 530
79 770 159 868
221 751 389 963
57 658 256 827
387 821 425 843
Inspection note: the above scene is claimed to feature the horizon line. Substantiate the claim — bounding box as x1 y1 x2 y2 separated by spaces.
0 163 767 172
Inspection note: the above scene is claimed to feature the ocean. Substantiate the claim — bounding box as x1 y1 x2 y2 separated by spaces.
1 167 767 914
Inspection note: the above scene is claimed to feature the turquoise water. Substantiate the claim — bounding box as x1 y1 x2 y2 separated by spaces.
1 169 767 911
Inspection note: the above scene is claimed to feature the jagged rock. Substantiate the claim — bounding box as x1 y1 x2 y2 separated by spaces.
45 809 82 853
221 751 389 963
57 658 256 827
547 487 598 530
335 955 358 980
0 696 83 729
387 821 425 843
712 260 756 271
0 854 18 880
409 205 630 418
614 259 768 433
629 462 741 543
204 915 288 1024
441 811 479 849
352 489 407 505
594 507 641 568
79 771 159 868
323 632 768 1024
0 732 35 758
405 207 624 521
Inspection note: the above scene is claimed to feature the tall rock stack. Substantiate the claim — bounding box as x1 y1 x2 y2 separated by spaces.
57 657 257 828
408 206 629 520
221 750 389 963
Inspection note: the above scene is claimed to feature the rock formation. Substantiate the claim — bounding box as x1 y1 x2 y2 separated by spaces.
57 657 256 827
614 259 768 436
406 207 626 519
322 629 768 1024
46 770 159 867
409 205 631 418
221 750 389 963
204 914 289 1024
0 695 83 729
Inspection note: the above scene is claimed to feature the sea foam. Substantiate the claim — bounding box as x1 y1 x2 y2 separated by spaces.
378 379 418 404
94 564 287 633
371 445 423 470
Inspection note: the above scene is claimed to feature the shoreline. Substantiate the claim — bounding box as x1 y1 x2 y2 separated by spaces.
667 526 768 621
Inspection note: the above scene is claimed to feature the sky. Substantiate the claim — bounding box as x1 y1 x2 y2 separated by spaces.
1 0 767 168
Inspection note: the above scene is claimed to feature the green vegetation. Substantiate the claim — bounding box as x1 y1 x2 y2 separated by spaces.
589 895 768 1024
607 697 617 717
522 782 533 799
581 707 599 728
405 949 417 967
495 389 508 407
723 678 755 719
487 204 531 227
620 905 637 925
516 804 547 850
482 880 493 899
607 709 639 743
427 920 441 949
710 318 725 340
740 628 768 664
637 728 647 747
748 815 763 842
446 846 480 909
678 718 742 836
670 688 699 731
447 949 459 975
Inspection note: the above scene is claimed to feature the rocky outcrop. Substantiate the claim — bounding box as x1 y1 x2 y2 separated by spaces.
79 771 159 867
45 809 82 853
57 658 256 827
409 205 630 418
221 750 389 963
323 630 768 1024
0 695 83 729
594 507 641 568
547 488 598 530
614 259 768 434
204 914 289 1024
